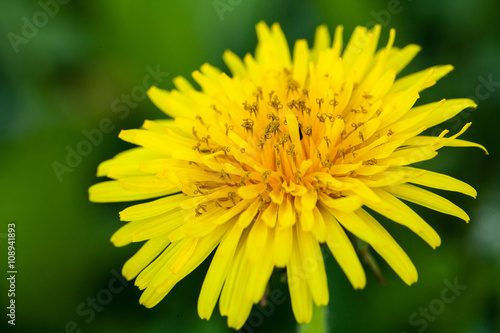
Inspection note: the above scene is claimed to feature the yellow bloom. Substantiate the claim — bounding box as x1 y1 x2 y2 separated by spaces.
89 22 486 329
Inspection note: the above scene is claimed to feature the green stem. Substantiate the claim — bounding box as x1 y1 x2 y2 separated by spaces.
298 305 328 333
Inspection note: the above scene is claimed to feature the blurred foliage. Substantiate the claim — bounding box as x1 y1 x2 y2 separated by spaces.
0 0 498 332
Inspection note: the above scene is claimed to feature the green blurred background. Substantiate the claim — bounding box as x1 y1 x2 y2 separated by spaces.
0 0 499 332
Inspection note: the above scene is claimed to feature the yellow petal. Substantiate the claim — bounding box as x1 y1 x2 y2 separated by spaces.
299 209 315 232
198 224 242 320
318 192 362 212
223 50 247 78
120 194 187 221
192 68 220 96
385 44 421 74
89 180 175 203
97 147 163 178
270 22 292 68
364 188 441 248
118 129 187 154
167 207 225 242
287 232 313 323
321 206 366 289
244 218 269 262
136 239 187 290
119 176 176 194
237 200 261 228
442 138 488 154
311 207 327 242
237 183 265 199
273 226 293 267
402 99 476 133
111 210 185 246
172 75 194 94
286 111 304 158
245 224 274 302
294 41 310 85
153 225 228 293
390 65 454 94
301 186 318 211
296 229 329 306
122 237 171 280
219 243 253 329
147 86 196 118
406 167 477 198
278 194 296 227
331 25 343 58
261 202 279 227
310 25 330 62
331 208 418 285
384 183 470 222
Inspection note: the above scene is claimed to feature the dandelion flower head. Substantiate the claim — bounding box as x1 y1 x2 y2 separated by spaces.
89 22 486 329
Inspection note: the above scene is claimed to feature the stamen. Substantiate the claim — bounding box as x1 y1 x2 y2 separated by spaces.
351 122 365 130
228 191 236 204
295 171 302 183
341 130 346 142
362 158 378 165
303 126 312 136
302 89 309 98
241 118 254 131
268 95 283 111
323 136 331 148
192 127 200 140
287 79 300 96
220 169 230 180
238 171 250 187
211 105 222 114
224 123 234 135
195 115 205 125
194 183 208 195
261 170 272 184
201 135 211 148
321 153 332 169
220 146 231 156
253 87 263 103
316 98 324 110
192 142 201 152
317 112 327 122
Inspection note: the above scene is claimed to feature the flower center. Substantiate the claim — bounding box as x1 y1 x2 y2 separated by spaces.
185 66 390 217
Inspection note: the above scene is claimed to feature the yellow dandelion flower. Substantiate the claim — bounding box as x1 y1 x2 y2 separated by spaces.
89 22 487 329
